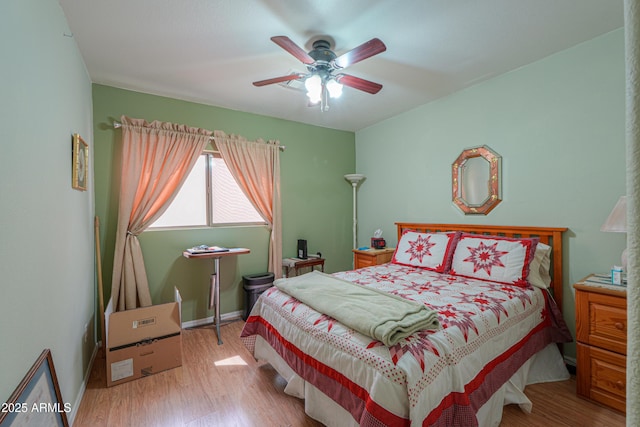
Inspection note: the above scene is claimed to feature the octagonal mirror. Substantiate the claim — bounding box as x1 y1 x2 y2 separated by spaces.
452 145 502 215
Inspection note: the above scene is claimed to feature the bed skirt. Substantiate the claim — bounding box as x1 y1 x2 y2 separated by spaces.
254 337 569 427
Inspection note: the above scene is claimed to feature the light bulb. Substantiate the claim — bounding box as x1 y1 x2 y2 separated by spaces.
308 92 322 104
326 79 343 98
305 74 322 103
305 74 321 91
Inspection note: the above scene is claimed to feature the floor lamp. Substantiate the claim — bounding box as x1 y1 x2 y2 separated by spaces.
344 174 366 249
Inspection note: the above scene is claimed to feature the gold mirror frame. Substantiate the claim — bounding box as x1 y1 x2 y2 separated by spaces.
452 145 502 215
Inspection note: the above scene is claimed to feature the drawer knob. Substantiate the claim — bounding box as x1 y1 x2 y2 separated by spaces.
615 322 624 330
617 380 624 388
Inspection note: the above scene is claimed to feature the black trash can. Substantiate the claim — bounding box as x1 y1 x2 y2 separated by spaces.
243 272 275 320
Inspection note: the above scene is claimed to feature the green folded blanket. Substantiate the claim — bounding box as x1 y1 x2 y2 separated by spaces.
275 270 440 346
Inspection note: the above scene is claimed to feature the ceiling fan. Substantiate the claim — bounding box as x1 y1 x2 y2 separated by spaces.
253 36 387 111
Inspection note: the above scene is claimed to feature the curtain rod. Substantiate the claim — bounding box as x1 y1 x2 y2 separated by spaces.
113 122 285 151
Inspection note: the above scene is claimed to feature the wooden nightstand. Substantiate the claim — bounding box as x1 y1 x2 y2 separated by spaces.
574 275 627 413
353 248 395 269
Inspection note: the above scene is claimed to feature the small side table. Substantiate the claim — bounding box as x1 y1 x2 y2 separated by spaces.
282 257 325 277
353 248 395 269
183 248 250 345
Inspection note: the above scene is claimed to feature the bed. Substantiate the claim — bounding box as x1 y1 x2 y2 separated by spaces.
240 223 572 426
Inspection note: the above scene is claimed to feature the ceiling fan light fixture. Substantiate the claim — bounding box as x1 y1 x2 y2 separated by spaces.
305 74 322 103
255 36 385 111
326 78 343 99
305 74 321 91
307 91 322 104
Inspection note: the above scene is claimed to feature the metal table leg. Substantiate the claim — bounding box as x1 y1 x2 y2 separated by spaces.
208 257 223 345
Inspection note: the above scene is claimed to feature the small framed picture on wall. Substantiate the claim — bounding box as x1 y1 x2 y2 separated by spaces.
72 133 88 191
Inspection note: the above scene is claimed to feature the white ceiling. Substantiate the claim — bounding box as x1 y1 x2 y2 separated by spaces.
58 0 623 132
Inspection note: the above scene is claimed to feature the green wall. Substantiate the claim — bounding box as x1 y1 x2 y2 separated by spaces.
355 29 626 361
0 0 95 419
92 85 355 323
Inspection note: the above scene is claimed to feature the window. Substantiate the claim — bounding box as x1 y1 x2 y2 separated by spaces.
150 152 265 228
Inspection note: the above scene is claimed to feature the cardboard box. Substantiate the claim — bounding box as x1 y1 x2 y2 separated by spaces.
107 302 181 349
105 288 183 387
106 334 182 387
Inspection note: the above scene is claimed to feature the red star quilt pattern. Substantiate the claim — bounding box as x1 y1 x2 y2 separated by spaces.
450 234 538 287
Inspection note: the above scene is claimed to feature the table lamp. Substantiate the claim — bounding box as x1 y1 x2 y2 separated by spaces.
600 196 627 271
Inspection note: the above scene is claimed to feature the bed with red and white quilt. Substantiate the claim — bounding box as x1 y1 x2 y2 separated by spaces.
240 223 572 427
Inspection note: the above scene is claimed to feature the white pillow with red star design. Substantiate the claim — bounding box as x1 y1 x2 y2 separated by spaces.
450 234 539 287
392 231 460 272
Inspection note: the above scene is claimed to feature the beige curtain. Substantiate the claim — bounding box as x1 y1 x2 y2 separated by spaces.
214 131 282 278
626 1 640 424
111 116 212 311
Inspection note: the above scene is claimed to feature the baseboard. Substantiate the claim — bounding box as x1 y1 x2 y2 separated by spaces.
181 310 244 329
68 340 100 426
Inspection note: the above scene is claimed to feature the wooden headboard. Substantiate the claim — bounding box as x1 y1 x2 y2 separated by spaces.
395 223 568 311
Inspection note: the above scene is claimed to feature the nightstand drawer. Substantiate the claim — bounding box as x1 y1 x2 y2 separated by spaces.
576 290 627 355
577 343 626 413
355 255 376 268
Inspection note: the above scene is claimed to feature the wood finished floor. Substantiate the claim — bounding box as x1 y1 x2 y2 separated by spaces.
75 320 625 426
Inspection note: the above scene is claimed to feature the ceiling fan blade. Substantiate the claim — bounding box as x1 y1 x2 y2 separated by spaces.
332 38 386 69
253 74 304 87
335 74 383 94
271 36 315 65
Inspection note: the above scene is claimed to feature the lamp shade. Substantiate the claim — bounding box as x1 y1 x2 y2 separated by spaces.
601 196 627 233
344 174 366 185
